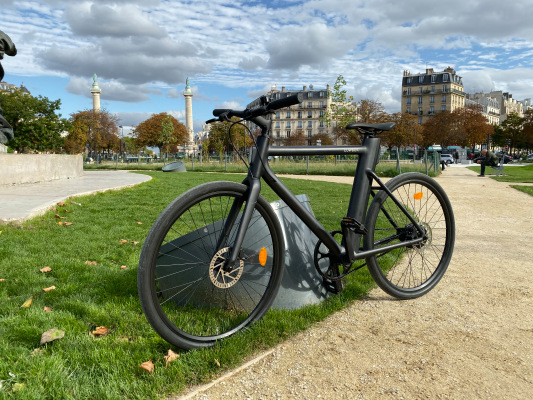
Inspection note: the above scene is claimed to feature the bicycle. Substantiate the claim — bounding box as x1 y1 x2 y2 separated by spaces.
138 93 455 350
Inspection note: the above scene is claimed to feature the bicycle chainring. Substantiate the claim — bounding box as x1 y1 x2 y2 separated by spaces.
209 247 244 289
314 231 344 281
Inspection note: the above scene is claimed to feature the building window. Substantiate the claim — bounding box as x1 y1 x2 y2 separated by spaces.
286 112 291 118
298 103 303 109
276 112 280 119
308 92 313 98
442 95 447 102
431 75 436 83
419 76 424 83
307 111 312 118
443 73 449 82
407 77 412 84
430 106 435 114
431 86 435 93
407 97 411 105
406 107 411 113
419 87 423 94
275 122 280 128
407 87 411 95
418 96 423 104
286 131 291 138
319 101 325 108
319 121 324 127
297 121 303 128
430 96 435 103
297 111 302 118
442 105 446 111
276 130 280 138
319 91 324 98
418 117 422 124
443 85 448 92
307 102 313 108
418 107 422 115
319 110 324 117
286 121 291 128
307 130 312 138
307 121 312 128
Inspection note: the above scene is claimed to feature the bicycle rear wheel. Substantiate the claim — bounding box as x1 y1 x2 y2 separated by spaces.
138 181 284 350
364 173 455 299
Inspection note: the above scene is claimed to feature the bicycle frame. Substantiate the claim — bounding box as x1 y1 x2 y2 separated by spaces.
222 116 425 268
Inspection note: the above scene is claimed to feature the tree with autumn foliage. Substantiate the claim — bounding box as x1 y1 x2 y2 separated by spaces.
385 113 423 148
453 105 493 149
205 117 254 157
66 109 119 154
133 112 188 156
309 132 333 146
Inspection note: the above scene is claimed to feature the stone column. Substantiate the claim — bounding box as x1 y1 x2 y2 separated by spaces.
183 78 194 153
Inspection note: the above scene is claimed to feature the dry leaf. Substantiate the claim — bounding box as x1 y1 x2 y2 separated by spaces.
120 265 127 270
119 239 128 244
51 206 57 211
21 295 35 308
132 241 139 246
136 221 143 225
117 336 133 342
57 201 66 207
214 358 221 367
164 349 180 367
92 326 110 337
139 360 154 374
70 201 82 206
0 279 4 282
84 261 97 266
57 222 63 226
40 266 52 273
40 328 65 345
54 214 65 219
42 286 56 292
64 222 73 226
43 306 53 312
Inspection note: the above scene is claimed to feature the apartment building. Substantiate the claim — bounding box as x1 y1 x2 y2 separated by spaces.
401 67 465 124
466 93 501 125
0 81 30 95
486 91 524 122
247 84 332 145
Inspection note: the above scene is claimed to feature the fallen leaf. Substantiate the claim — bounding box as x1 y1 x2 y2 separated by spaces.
64 222 73 226
54 214 65 219
119 239 128 244
40 328 65 345
51 206 57 211
139 360 154 374
57 222 63 226
132 241 139 246
42 286 56 292
21 295 35 308
57 201 66 207
136 221 143 225
120 265 127 270
40 266 52 273
43 306 53 312
214 359 221 367
0 279 4 282
70 201 82 206
92 326 110 337
84 261 97 266
117 336 133 342
12 382 25 392
164 349 180 367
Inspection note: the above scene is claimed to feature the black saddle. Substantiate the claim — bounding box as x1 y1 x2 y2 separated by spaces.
345 122 395 135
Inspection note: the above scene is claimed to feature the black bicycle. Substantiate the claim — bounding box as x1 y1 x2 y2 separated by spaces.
138 93 455 350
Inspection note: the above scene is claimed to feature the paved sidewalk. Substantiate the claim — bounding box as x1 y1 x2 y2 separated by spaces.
0 170 151 224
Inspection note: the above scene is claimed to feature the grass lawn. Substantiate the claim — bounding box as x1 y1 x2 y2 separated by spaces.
0 172 379 399
511 185 533 196
467 163 533 183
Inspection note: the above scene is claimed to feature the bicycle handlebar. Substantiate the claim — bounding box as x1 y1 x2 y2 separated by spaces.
209 93 303 123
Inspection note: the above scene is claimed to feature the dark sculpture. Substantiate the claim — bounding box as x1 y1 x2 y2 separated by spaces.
0 30 17 144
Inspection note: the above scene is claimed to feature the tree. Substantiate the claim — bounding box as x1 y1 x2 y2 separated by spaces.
355 99 389 123
422 111 456 148
496 113 522 150
309 132 333 146
520 110 533 151
284 130 306 146
205 117 253 157
1 90 68 153
385 113 422 148
134 112 187 156
321 75 357 144
452 105 493 149
67 110 120 155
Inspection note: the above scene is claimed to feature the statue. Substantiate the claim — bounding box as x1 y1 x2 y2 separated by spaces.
0 30 17 144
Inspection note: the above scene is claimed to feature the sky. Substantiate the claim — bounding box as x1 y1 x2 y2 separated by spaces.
2 0 533 136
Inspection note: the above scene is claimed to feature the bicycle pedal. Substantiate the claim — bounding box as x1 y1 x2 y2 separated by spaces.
341 217 368 235
322 276 344 294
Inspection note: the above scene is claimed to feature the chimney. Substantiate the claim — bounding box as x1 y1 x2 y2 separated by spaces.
303 85 307 91
281 86 285 92
426 68 434 74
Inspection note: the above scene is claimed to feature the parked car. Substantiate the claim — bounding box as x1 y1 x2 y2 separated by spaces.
440 153 454 165
496 152 513 164
527 153 533 160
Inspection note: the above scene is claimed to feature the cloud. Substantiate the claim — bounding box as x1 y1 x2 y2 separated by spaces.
65 3 167 38
239 56 267 71
66 76 161 103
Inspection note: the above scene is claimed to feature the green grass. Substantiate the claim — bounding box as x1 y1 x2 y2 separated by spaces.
511 185 533 196
0 172 379 399
467 163 533 183
84 159 438 178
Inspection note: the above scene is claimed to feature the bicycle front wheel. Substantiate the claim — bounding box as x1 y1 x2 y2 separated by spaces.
364 173 455 299
138 181 284 350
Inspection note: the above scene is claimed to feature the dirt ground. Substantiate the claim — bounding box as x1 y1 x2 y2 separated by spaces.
175 165 533 400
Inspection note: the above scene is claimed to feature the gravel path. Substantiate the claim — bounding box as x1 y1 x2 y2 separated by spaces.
176 165 533 400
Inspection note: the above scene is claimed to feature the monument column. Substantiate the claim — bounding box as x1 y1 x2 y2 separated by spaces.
90 74 101 113
183 78 194 153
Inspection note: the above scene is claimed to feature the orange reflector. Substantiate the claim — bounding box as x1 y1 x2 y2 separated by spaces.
414 192 424 200
259 247 268 266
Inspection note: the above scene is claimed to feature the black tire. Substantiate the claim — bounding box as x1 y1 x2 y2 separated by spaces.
138 181 284 350
364 173 455 299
